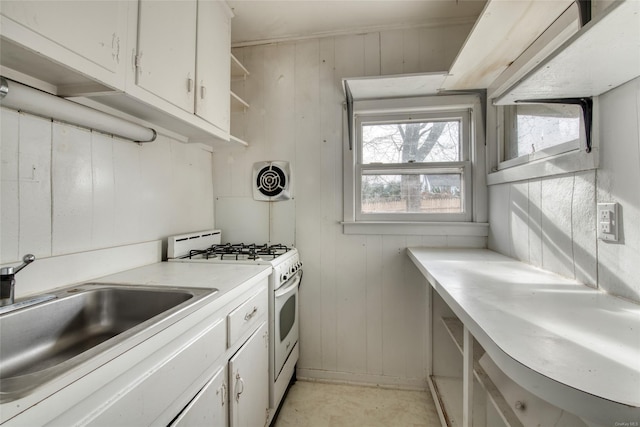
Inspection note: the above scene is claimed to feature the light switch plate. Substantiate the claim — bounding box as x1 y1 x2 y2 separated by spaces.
597 202 619 242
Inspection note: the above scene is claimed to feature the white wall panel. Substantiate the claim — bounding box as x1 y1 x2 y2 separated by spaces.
541 174 575 278
335 235 367 374
596 78 640 302
380 235 409 378
292 39 323 370
137 135 172 240
52 123 93 255
488 184 511 256
364 235 384 375
318 36 340 374
572 170 597 288
510 182 530 262
90 132 116 249
18 114 52 259
0 110 214 284
113 138 143 244
528 179 543 268
1 108 20 261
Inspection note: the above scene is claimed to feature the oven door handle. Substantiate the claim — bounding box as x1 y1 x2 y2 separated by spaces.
275 272 301 298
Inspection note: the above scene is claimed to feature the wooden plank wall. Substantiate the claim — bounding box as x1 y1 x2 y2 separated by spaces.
488 77 640 304
0 108 215 266
214 23 488 388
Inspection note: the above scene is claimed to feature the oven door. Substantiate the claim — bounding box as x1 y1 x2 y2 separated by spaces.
274 271 300 380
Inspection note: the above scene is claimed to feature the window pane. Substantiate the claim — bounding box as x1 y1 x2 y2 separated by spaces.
361 173 462 214
362 121 461 164
506 104 582 160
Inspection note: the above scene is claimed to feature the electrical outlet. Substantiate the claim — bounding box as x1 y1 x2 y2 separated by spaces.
597 202 619 242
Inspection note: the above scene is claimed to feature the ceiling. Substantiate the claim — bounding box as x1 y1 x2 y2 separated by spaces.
227 0 487 46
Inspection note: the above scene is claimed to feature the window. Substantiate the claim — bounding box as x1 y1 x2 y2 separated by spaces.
344 95 483 226
499 100 591 170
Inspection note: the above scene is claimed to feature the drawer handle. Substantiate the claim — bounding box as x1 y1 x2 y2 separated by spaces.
244 306 258 321
235 373 244 402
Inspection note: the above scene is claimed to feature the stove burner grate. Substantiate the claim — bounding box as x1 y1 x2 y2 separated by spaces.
206 243 291 260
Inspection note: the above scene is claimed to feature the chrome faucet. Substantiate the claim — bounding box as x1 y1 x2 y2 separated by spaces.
1 254 35 307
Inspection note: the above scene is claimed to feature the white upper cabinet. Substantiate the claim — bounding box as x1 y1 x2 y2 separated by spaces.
0 0 128 92
136 0 197 113
195 0 231 130
131 0 232 138
0 0 234 145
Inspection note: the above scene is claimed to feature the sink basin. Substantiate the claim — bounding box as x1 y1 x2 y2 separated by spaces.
0 283 217 402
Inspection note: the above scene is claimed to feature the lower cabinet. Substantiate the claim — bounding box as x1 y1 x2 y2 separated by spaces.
168 287 269 427
229 321 269 427
171 366 228 427
171 321 269 427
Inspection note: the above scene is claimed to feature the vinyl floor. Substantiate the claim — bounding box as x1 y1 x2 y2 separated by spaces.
272 380 441 427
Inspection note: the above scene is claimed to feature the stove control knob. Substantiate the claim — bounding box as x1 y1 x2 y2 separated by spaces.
281 273 288 282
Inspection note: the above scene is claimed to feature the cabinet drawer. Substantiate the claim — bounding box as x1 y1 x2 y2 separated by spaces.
227 287 268 348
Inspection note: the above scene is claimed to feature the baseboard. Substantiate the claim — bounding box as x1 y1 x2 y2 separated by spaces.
296 368 428 391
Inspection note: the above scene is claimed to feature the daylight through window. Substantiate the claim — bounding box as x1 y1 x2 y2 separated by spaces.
353 110 472 222
503 103 585 165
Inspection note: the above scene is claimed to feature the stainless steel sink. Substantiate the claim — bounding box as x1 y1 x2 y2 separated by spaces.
0 283 217 402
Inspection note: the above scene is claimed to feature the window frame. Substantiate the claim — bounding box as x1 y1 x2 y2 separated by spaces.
487 98 598 186
354 110 472 222
343 94 486 230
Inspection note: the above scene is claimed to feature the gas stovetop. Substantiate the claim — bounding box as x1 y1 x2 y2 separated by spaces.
183 243 292 262
167 230 299 267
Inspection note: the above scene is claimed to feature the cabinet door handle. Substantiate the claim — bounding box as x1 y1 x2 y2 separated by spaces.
187 78 194 93
235 373 244 402
200 85 206 99
244 306 258 321
220 382 227 406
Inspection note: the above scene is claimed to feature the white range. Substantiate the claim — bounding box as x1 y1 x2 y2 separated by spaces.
167 230 302 420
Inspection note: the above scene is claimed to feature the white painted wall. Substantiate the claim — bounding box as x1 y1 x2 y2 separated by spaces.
0 107 215 296
215 24 487 388
488 77 640 303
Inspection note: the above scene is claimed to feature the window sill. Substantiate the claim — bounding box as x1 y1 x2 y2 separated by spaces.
341 221 489 236
487 147 598 186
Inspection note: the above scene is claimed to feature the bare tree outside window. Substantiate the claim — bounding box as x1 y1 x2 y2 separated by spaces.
361 120 462 213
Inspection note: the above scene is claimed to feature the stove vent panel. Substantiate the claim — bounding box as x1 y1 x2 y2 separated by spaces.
253 161 291 201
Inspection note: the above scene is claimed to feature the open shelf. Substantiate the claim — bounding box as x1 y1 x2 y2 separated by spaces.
441 317 523 427
229 134 249 147
429 375 464 427
231 53 249 81
229 53 250 146
230 90 249 113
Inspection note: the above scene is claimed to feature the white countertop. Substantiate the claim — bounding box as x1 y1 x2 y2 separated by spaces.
407 248 640 424
1 262 271 425
97 261 271 293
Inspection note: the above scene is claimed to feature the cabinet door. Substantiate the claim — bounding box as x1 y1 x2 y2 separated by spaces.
195 0 231 132
136 0 196 113
170 365 228 427
229 322 269 427
0 1 127 82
